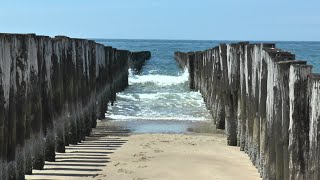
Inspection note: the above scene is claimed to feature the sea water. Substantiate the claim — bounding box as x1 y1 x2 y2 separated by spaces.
95 39 320 133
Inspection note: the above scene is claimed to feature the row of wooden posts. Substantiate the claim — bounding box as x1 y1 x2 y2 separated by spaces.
175 42 320 180
0 34 150 180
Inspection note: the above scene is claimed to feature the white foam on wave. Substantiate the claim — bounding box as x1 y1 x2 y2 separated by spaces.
116 91 205 105
106 115 210 121
117 93 138 101
138 91 204 101
148 69 158 74
129 69 189 86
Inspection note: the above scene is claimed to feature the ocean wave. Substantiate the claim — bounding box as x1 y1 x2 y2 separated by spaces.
117 93 138 101
129 69 189 86
106 115 210 121
116 91 205 103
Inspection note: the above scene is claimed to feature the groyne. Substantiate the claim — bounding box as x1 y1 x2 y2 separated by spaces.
0 33 150 180
175 42 320 180
130 51 151 73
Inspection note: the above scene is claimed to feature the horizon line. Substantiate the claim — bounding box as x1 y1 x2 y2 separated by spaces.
89 37 320 43
1 32 320 42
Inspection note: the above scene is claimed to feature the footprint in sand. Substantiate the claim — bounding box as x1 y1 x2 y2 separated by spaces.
160 140 171 143
188 142 197 146
118 168 133 174
141 156 150 161
133 152 146 157
133 152 154 162
114 162 127 166
154 149 164 153
135 156 149 162
138 165 148 168
141 142 155 148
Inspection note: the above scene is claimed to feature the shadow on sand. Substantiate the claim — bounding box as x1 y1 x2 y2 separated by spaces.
26 120 131 179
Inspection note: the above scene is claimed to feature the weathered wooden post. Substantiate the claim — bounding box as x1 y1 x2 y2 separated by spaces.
308 74 320 180
42 38 56 162
217 44 228 130
261 48 292 179
89 43 97 129
277 60 307 180
0 34 15 179
224 44 240 146
0 41 5 177
238 43 248 151
63 39 76 146
16 34 39 179
55 117 65 153
244 44 262 162
15 35 28 179
266 52 278 180
25 35 40 175
69 113 78 145
31 36 48 170
210 47 225 130
188 53 195 90
7 35 18 180
68 40 79 145
52 37 66 153
249 44 259 166
289 64 312 180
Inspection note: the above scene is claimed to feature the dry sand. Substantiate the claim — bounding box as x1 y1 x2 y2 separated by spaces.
26 120 261 180
94 133 261 180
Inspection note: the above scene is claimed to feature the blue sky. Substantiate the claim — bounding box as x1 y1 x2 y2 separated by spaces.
0 0 319 41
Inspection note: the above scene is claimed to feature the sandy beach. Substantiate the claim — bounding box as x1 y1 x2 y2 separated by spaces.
25 121 261 180
94 133 261 180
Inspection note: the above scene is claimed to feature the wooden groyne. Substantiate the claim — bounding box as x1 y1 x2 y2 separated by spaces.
130 51 151 73
175 42 320 180
0 33 150 180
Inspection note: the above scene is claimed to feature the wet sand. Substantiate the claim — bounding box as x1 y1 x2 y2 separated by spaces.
102 119 222 134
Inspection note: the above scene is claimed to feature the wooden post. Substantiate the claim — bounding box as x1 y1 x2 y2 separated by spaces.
225 44 240 146
188 53 195 90
42 38 55 162
308 74 320 180
7 35 18 179
288 64 312 180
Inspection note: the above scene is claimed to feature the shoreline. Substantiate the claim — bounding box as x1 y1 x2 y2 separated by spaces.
100 119 224 134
